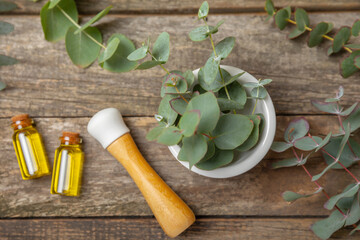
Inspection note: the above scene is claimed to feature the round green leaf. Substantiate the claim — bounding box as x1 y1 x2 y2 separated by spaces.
203 56 220 84
65 26 102 68
288 27 306 40
161 73 188 96
146 124 165 141
345 43 360 50
271 141 292 153
74 6 112 34
198 67 231 92
208 20 224 35
169 97 188 115
341 50 360 78
265 0 275 16
198 1 209 19
354 55 360 69
250 87 267 99
40 0 78 42
127 45 148 61
211 37 235 60
212 114 254 150
198 140 216 163
152 32 170 63
156 126 182 146
311 210 346 240
178 134 207 168
0 54 17 66
293 136 322 151
352 20 360 37
333 27 351 53
186 92 220 133
284 117 309 143
100 34 137 72
0 1 17 12
269 158 298 169
323 137 360 169
179 110 201 137
195 148 234 170
219 81 247 106
275 8 290 30
295 8 309 31
0 21 14 35
236 115 261 152
98 37 120 64
308 22 331 47
136 60 161 70
0 81 6 91
217 98 243 111
189 26 215 42
158 95 178 125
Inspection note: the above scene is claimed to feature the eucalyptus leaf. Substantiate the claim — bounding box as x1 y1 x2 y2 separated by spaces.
237 115 261 152
161 73 188 96
345 192 360 226
211 37 235 60
294 136 322 151
169 97 188 115
324 183 359 210
250 87 267 99
219 81 247 107
325 86 343 102
355 56 360 69
198 1 209 19
198 67 231 92
152 32 170 63
65 26 102 68
343 107 360 133
352 20 360 37
203 56 220 84
288 27 306 39
48 0 61 9
333 27 351 53
208 20 224 35
295 8 309 31
315 132 332 152
146 123 166 141
75 6 112 34
311 210 346 240
179 110 201 137
158 95 178 125
217 98 243 111
100 34 137 72
271 141 292 153
339 102 358 116
0 54 17 66
282 188 323 203
40 0 78 42
269 158 298 169
198 140 216 163
340 50 360 78
212 114 253 150
186 92 220 133
323 137 360 168
156 126 182 146
0 21 14 35
189 25 215 42
308 22 331 47
311 100 340 114
0 81 6 91
345 43 360 49
284 117 309 143
259 79 272 86
0 1 17 12
275 8 290 30
242 82 259 88
136 60 162 70
98 37 120 64
195 148 234 170
178 134 207 168
264 0 275 16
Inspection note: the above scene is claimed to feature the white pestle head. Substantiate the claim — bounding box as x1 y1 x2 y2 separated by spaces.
87 108 130 149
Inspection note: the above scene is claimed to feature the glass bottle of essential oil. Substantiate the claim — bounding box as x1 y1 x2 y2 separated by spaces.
11 114 51 180
51 132 84 197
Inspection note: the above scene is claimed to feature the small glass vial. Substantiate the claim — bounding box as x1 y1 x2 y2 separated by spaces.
11 114 51 180
51 132 84 196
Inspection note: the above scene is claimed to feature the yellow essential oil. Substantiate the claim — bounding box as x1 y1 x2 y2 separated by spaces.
11 114 51 180
51 132 84 196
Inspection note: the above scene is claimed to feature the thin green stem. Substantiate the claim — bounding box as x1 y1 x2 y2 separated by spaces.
147 50 170 74
57 5 106 49
252 99 258 115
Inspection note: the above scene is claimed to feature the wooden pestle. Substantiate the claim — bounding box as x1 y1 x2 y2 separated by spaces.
87 108 195 238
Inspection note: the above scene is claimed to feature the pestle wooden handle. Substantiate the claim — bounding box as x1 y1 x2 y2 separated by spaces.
107 133 195 238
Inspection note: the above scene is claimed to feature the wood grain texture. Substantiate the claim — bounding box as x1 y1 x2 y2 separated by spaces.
1 116 359 217
10 0 360 14
0 13 359 117
0 218 358 240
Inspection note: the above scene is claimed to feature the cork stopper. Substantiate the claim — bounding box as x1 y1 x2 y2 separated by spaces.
11 114 30 123
60 132 82 145
11 114 32 129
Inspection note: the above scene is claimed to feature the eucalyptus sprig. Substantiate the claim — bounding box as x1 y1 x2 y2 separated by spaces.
270 86 360 239
0 1 18 91
264 0 360 78
138 1 272 170
40 0 137 72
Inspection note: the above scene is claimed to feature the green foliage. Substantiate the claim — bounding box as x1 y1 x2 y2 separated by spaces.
0 1 18 91
269 85 360 239
265 2 360 78
74 6 112 34
145 1 271 171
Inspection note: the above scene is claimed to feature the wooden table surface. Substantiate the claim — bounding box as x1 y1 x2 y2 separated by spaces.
1 0 360 239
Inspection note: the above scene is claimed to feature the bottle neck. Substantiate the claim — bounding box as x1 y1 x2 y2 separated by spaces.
11 119 33 130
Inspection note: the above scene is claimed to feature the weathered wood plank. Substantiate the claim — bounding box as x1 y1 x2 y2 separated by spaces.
0 218 358 240
0 13 359 117
10 0 360 14
0 116 359 217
